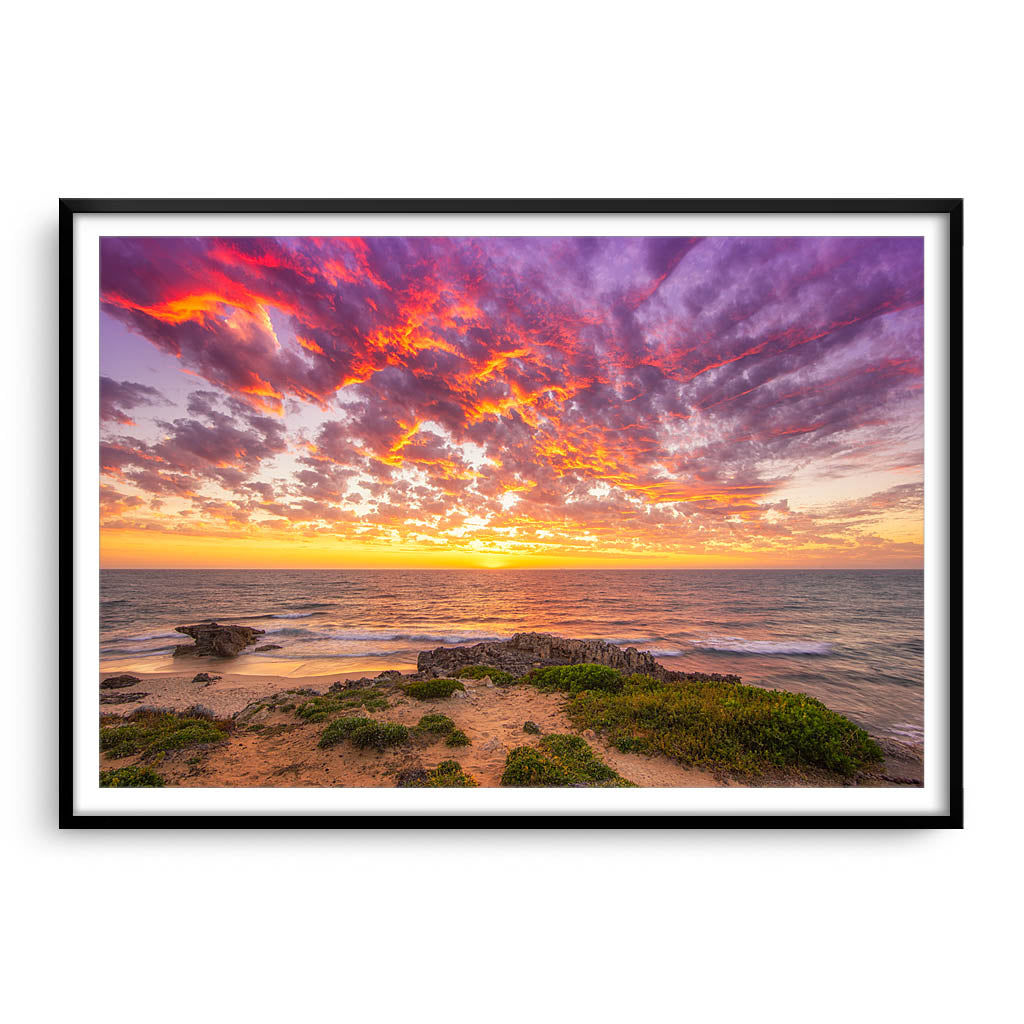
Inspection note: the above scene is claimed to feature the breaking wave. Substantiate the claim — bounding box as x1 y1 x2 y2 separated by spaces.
688 635 832 656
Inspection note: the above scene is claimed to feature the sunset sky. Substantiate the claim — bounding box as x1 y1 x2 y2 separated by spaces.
99 235 924 568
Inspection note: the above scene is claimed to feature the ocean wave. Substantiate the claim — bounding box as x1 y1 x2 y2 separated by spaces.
641 646 685 657
268 612 316 619
889 723 924 742
321 629 505 644
252 647 413 660
100 642 178 655
104 631 181 645
260 627 507 645
688 635 832 656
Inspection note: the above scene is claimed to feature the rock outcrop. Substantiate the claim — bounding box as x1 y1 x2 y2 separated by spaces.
172 622 265 658
191 672 221 684
416 632 671 679
100 691 148 705
100 674 142 689
254 643 283 652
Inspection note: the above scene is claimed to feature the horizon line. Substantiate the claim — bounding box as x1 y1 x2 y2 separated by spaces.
99 565 924 572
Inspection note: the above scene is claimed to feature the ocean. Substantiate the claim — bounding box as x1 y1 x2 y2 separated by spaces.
99 568 923 743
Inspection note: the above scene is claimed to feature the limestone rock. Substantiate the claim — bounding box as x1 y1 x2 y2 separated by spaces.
415 632 741 684
101 674 142 689
254 644 283 652
416 632 667 679
172 621 265 658
191 672 221 684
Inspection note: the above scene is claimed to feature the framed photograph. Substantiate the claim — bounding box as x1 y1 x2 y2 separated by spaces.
61 198 962 827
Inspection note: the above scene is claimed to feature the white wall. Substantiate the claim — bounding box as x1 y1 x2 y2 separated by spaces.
4 3 1018 1021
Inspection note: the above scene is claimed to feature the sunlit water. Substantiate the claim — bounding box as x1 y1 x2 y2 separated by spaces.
100 569 923 742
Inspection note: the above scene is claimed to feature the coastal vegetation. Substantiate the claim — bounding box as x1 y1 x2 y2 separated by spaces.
294 689 389 722
565 670 884 776
318 716 410 750
501 734 634 787
445 728 471 747
399 759 479 788
100 709 231 759
99 765 166 787
457 658 883 777
415 713 458 735
524 663 624 694
403 678 465 699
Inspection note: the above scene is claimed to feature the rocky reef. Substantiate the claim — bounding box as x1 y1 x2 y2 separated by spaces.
419 632 670 680
172 622 265 658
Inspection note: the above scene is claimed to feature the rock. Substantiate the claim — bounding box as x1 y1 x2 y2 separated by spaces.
328 677 377 692
416 633 668 679
101 674 142 689
376 670 403 681
415 632 742 684
100 691 148 705
172 621 265 658
523 721 541 735
254 644 283 652
191 672 221 684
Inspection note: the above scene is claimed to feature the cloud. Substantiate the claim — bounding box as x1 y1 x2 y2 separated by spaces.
100 377 165 425
99 236 925 564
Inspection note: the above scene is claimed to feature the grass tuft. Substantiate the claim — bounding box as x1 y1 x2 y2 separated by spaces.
445 728 471 747
403 678 465 700
415 713 457 735
569 673 884 776
523 720 541 735
294 689 388 722
100 711 230 759
318 716 410 750
99 765 165 787
500 734 633 787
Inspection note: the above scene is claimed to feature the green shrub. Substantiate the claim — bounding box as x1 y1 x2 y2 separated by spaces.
415 713 456 735
99 765 165 787
523 720 541 735
350 721 410 750
455 665 516 686
100 711 230 759
569 674 884 776
446 728 471 747
295 689 388 722
318 715 370 748
318 716 409 750
399 759 479 788
500 734 632 787
523 663 624 695
501 746 568 786
403 678 465 699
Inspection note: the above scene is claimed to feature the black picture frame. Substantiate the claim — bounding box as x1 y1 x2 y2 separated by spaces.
60 197 963 829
